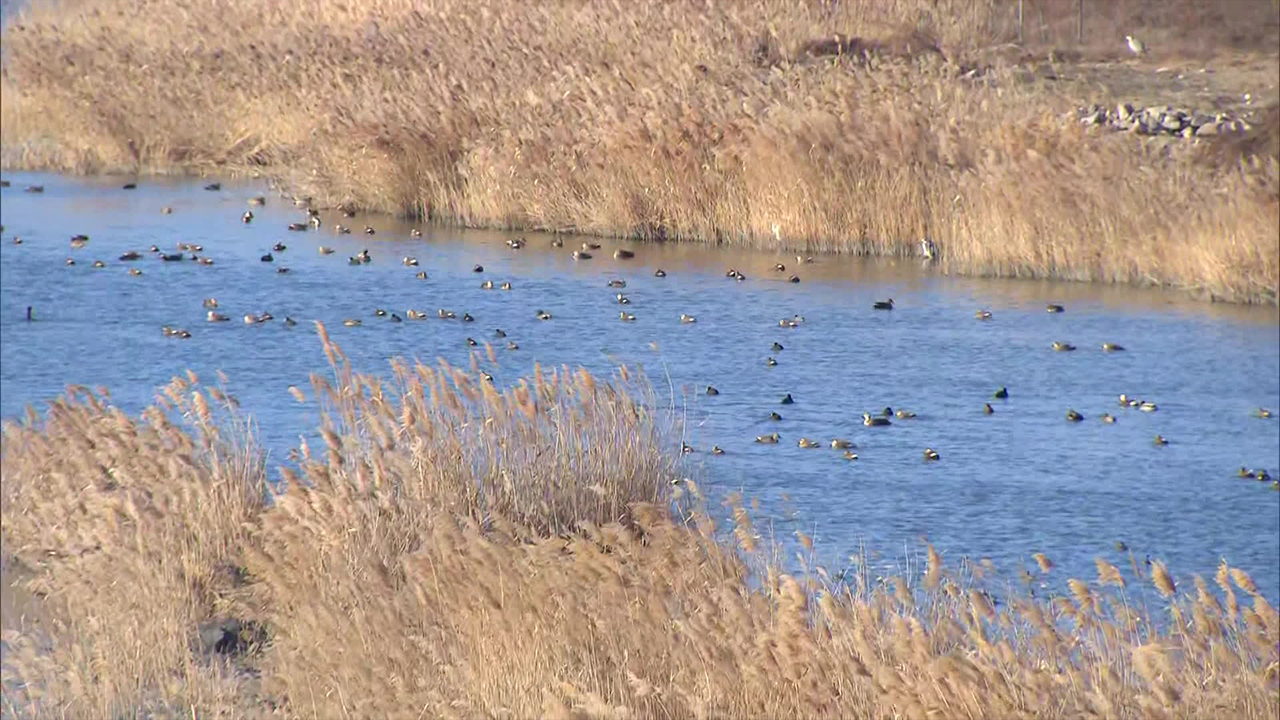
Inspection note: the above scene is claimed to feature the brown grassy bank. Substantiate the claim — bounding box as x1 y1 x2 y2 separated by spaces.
1 0 1278 303
2 329 1279 718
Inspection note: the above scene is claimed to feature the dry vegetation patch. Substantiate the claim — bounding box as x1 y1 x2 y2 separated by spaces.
2 0 1277 301
2 330 1278 718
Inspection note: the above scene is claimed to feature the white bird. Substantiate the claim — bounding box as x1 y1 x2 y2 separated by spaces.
920 237 937 261
1125 35 1146 56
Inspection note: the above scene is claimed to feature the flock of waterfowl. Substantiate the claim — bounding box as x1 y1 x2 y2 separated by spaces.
4 179 1278 489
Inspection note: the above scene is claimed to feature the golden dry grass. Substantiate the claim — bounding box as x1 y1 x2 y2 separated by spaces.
2 0 1278 302
2 328 1278 718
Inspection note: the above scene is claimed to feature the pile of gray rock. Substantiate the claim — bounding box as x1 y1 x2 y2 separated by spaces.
1075 103 1252 138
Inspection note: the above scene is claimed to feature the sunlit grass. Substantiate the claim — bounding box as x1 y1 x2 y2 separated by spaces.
3 0 1278 303
2 328 1277 718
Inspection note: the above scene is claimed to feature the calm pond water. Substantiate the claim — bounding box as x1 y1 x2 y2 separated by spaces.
2 172 1278 599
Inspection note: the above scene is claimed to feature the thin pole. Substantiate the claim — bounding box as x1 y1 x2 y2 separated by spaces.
1018 0 1024 44
1078 0 1085 44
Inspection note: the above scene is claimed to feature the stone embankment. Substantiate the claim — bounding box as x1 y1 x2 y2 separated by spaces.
1075 103 1254 138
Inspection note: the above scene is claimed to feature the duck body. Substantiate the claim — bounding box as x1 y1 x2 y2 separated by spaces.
1046 304 1065 313
873 299 894 310
680 314 696 323
983 403 995 414
780 394 794 405
831 438 853 449
923 448 940 461
1102 342 1125 352
975 310 992 320
863 413 891 427
797 438 819 448
1066 409 1084 422
994 387 1009 399
755 432 780 444
1052 341 1076 352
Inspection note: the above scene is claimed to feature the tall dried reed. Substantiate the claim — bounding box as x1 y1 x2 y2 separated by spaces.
2 0 1277 302
2 335 1278 718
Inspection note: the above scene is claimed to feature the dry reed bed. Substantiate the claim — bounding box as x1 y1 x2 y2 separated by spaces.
2 328 1278 718
1 0 1277 303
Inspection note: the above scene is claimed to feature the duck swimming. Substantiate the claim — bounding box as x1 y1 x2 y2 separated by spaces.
1052 341 1076 352
608 280 626 288
288 223 307 232
781 394 794 405
895 409 916 419
993 387 1009 399
654 269 667 277
614 249 635 259
500 282 512 290
1101 343 1125 352
203 298 218 309
863 413 891 426
769 412 783 421
983 403 994 414
1101 413 1116 423
680 314 697 323
873 299 894 310
536 310 552 320
403 257 419 266
766 357 777 366
771 342 784 352
1046 304 1065 313
481 280 494 289
1153 435 1169 445
243 211 254 223
843 450 859 460
1066 409 1084 422
755 433 781 444
616 294 630 304
319 246 335 255
798 438 819 448
706 386 719 396
712 446 725 455
261 253 274 262
975 310 992 320
207 311 229 322
831 438 854 449
283 317 297 327
619 311 636 322
1254 408 1273 419
572 251 592 260
343 319 362 327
